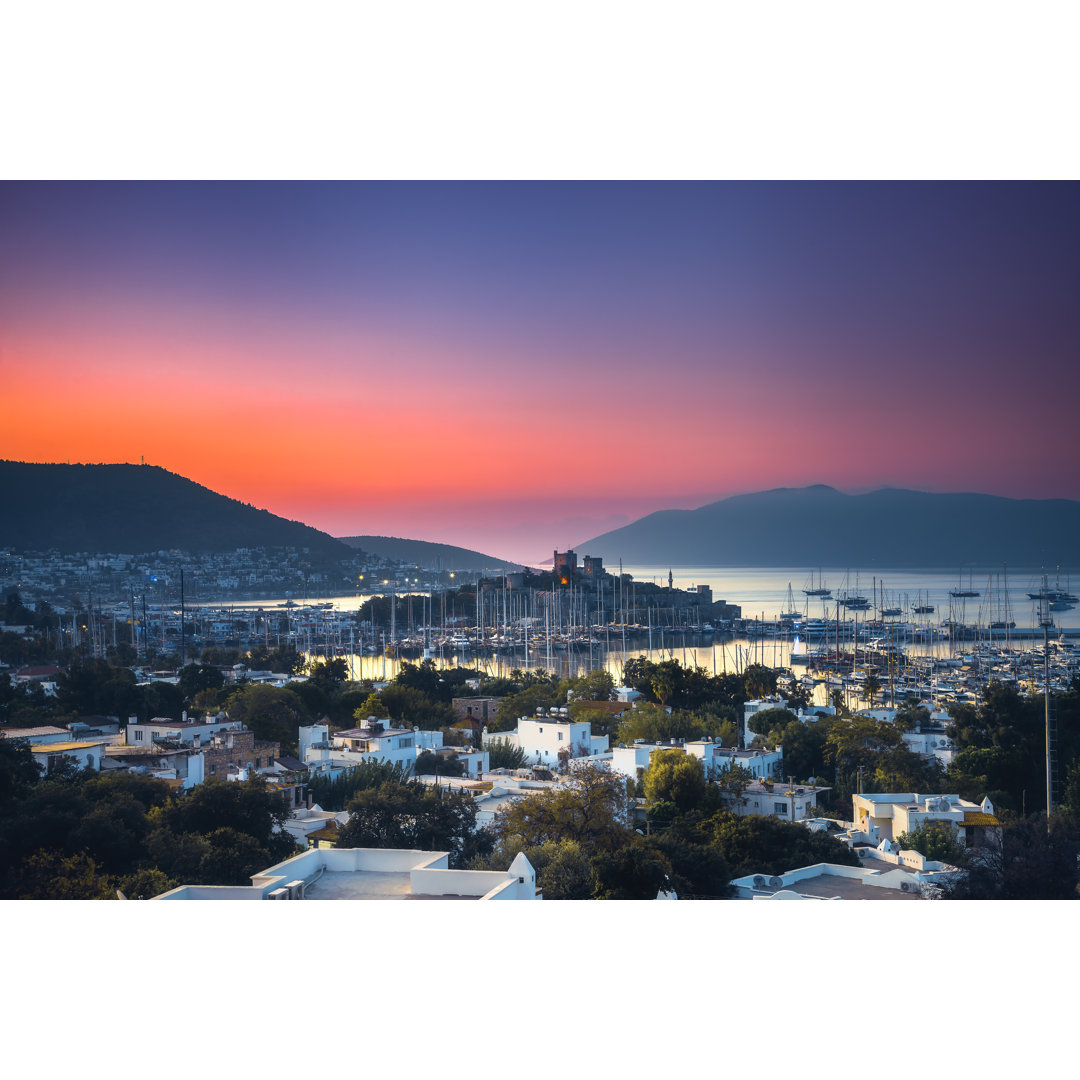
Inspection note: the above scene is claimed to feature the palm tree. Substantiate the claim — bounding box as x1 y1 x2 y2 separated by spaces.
863 672 882 708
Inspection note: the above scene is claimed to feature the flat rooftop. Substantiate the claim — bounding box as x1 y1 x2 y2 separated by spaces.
304 870 478 901
771 875 922 900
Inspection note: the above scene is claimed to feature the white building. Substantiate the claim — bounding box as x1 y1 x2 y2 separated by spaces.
299 721 446 776
126 714 241 747
151 846 540 901
102 743 207 788
0 725 71 747
30 740 104 774
901 727 958 766
281 805 351 848
686 739 783 780
428 745 489 779
609 739 782 784
851 792 999 843
483 712 608 768
730 859 934 900
721 779 829 821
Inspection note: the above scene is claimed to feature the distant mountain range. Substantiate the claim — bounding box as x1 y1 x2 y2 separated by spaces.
337 535 526 572
0 462 352 561
578 485 1080 569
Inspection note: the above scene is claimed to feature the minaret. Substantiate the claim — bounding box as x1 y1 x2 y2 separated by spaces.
668 569 673 591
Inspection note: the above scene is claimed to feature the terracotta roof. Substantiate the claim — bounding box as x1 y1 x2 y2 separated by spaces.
962 811 1001 827
572 701 629 715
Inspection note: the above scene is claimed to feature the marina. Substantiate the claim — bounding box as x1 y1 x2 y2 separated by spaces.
66 563 1080 713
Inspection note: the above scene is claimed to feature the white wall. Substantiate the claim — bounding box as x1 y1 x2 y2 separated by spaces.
516 718 591 766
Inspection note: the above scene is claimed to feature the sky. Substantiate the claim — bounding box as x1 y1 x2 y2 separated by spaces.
1 181 1078 565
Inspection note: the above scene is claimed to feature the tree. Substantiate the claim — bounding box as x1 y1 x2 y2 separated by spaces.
943 815 1080 900
824 716 905 781
197 827 276 886
117 867 178 899
713 762 757 809
304 759 412 811
485 737 527 771
862 672 881 707
492 679 562 732
705 812 860 877
248 644 304 675
591 835 674 899
378 683 454 728
336 780 478 865
652 828 732 899
353 693 389 721
642 750 706 813
615 702 732 746
414 750 465 777
896 821 966 865
223 683 308 754
491 762 634 854
743 664 777 701
747 707 798 745
516 838 597 900
395 659 450 701
306 657 348 685
0 735 40 807
776 719 830 784
154 775 291 850
57 658 140 719
568 669 615 703
178 663 225 701
8 851 116 900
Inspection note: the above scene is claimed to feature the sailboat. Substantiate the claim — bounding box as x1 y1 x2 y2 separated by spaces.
912 590 935 615
839 570 870 610
780 583 802 622
1029 567 1078 609
950 566 980 598
802 570 832 598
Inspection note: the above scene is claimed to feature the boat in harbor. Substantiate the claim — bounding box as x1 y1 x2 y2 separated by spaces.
780 583 802 621
802 570 832 598
950 566 980 598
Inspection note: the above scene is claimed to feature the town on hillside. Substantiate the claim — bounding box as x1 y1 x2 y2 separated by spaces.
3 556 1079 900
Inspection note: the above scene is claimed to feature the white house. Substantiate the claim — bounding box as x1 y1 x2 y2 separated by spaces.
281 805 351 848
151 847 540 901
721 779 829 821
0 725 71 746
901 727 958 766
851 792 999 843
729 859 933 900
483 712 609 768
31 740 104 774
685 739 783 780
102 743 206 788
126 713 242 747
299 721 446 776
610 741 658 778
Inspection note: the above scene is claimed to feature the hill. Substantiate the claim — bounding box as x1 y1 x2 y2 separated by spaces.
577 485 1080 568
0 462 353 560
337 535 525 572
